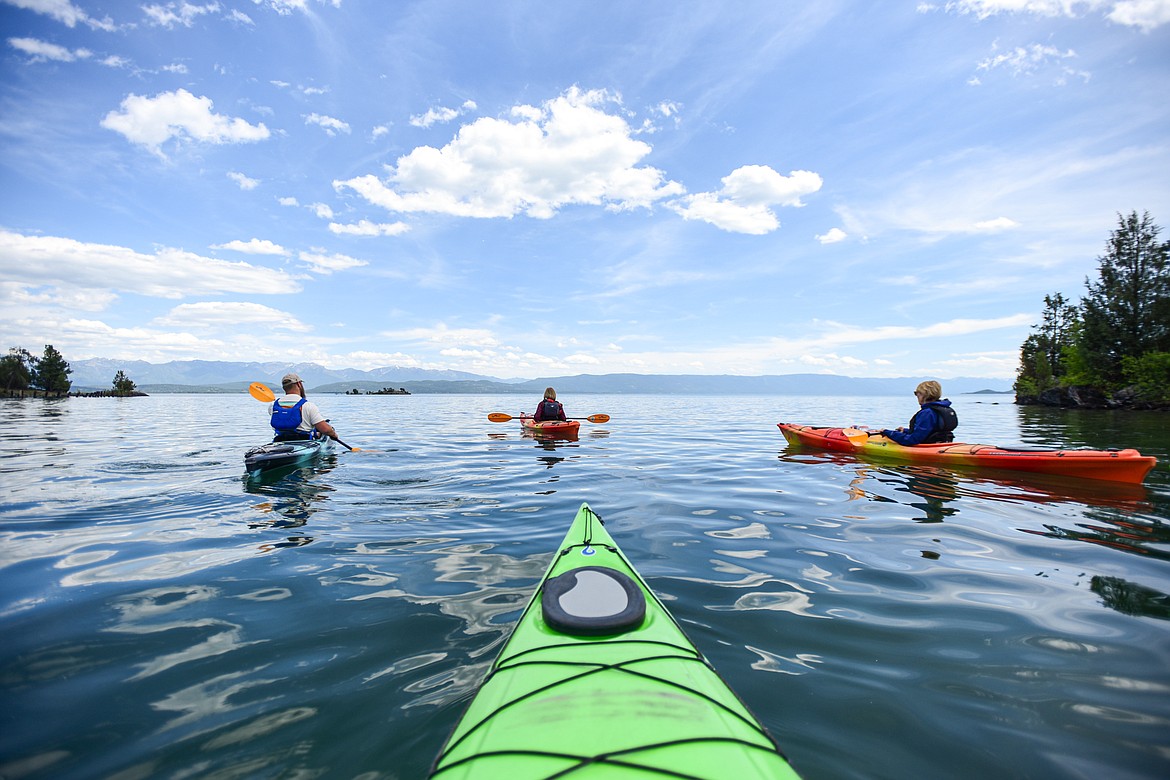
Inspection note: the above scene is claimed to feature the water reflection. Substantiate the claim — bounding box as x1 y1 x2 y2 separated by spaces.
1021 516 1170 561
241 455 338 548
1091 575 1170 620
780 448 1152 514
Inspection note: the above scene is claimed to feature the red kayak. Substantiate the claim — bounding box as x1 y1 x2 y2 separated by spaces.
520 414 581 438
778 423 1157 484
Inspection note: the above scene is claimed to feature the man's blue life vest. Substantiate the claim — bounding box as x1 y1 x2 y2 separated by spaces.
271 397 312 439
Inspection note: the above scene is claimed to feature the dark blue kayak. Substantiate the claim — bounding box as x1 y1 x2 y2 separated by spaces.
244 438 329 473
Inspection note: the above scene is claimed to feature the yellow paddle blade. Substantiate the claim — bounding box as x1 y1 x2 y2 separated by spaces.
249 382 275 402
488 412 513 422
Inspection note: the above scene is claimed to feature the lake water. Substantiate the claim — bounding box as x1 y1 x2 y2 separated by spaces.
1 392 1168 779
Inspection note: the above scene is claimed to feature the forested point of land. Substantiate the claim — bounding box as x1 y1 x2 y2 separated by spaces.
1015 211 1169 410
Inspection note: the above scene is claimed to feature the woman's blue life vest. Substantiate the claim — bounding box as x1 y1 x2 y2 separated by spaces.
270 397 315 440
910 401 958 444
535 399 565 422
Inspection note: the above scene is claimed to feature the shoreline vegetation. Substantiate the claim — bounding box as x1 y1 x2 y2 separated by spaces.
1014 211 1169 412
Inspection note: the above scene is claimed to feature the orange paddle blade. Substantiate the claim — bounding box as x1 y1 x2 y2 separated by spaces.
487 412 514 422
249 382 275 402
585 414 610 423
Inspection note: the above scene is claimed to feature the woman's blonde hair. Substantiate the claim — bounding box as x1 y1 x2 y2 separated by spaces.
543 387 557 400
915 381 942 402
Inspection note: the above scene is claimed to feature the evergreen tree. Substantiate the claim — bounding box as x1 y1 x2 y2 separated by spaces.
0 348 34 390
1078 211 1170 386
34 345 72 394
1015 293 1078 396
112 370 137 394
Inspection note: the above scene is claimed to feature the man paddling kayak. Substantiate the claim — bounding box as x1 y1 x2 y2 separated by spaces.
881 380 958 445
269 373 339 442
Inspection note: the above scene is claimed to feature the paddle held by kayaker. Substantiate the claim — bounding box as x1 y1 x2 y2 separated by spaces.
533 387 568 422
269 373 339 442
880 380 958 445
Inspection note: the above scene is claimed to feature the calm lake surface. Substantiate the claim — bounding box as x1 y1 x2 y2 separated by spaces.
1 392 1168 779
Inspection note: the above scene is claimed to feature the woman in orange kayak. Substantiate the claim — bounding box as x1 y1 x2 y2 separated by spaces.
881 380 958 445
533 387 567 422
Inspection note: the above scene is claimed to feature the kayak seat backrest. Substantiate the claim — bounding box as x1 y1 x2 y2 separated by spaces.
542 566 646 636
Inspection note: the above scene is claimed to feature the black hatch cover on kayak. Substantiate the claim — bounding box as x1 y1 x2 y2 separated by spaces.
541 566 646 636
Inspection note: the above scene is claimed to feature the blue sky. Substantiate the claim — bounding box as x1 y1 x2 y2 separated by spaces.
2 0 1168 380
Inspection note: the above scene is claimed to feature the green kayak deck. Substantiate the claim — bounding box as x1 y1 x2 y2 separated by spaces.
430 502 800 779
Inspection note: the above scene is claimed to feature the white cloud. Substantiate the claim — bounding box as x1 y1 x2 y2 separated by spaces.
212 238 287 255
142 2 221 28
8 37 91 62
259 0 342 15
310 202 334 219
976 43 1088 83
816 227 848 244
669 165 823 234
0 230 300 299
298 249 367 274
973 217 1020 231
381 324 502 348
938 0 1170 29
278 196 299 206
3 0 115 30
227 171 259 190
1108 0 1170 29
100 89 270 155
151 301 311 331
336 87 686 220
305 113 350 135
799 314 1035 349
328 220 411 237
409 99 477 128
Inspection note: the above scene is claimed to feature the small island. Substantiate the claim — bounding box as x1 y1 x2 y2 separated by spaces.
345 387 411 395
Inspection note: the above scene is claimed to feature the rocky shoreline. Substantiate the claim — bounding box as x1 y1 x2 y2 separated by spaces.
1016 385 1167 411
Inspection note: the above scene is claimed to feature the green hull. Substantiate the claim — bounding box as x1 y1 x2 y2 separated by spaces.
430 503 800 779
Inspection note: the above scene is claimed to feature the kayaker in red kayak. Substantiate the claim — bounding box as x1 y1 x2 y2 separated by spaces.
533 387 567 422
270 373 339 442
881 380 958 445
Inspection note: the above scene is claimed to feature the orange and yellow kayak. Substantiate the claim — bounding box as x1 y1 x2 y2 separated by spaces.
778 423 1157 484
520 414 581 438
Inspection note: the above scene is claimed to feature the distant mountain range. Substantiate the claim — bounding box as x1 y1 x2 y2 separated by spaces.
68 358 1013 396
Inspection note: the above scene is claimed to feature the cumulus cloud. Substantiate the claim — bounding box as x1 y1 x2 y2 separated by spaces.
328 220 411 237
409 99 478 128
141 2 220 28
151 301 311 331
101 89 270 155
227 171 259 190
1108 0 1170 29
0 229 299 299
8 36 91 62
816 227 848 244
3 0 115 30
211 238 288 255
305 113 350 135
336 87 686 220
669 165 823 234
298 249 367 274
